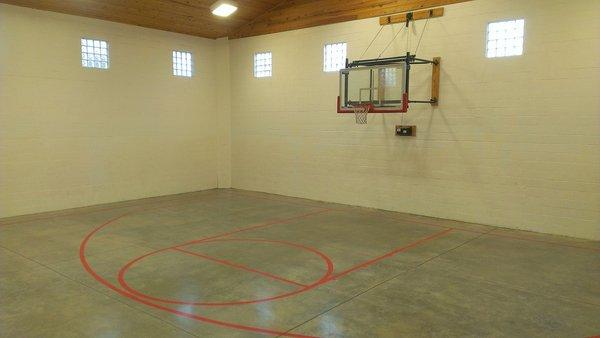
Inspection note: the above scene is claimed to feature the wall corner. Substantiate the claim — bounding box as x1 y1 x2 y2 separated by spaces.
215 37 232 188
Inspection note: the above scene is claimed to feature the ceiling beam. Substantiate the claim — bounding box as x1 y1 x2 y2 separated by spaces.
229 0 473 39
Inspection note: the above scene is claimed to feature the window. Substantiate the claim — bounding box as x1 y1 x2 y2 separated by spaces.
486 19 524 58
173 51 193 77
81 38 109 69
254 51 272 78
323 42 347 72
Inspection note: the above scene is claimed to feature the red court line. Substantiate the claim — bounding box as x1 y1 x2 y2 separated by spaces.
172 247 307 288
117 237 334 307
330 228 454 280
172 208 332 248
79 190 596 337
381 215 600 253
79 213 318 338
230 190 600 253
80 200 457 336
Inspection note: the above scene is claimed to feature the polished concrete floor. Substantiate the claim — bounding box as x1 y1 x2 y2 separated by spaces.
1 189 599 337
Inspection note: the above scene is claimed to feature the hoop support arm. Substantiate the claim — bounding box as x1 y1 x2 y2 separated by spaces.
337 96 407 114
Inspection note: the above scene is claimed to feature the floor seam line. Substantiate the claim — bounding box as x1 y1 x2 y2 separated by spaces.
0 244 201 338
278 229 493 337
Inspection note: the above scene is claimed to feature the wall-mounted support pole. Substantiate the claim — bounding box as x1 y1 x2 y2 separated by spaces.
431 57 441 105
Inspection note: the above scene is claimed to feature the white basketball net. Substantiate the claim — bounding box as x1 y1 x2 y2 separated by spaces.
352 105 369 124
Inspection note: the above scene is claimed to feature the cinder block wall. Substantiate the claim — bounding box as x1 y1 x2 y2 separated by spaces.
229 0 600 240
0 4 220 216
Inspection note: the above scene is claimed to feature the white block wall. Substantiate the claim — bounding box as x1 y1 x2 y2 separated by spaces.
0 5 221 216
228 0 600 240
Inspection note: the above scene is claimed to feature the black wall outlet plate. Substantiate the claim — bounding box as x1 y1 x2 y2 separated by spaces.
396 125 416 136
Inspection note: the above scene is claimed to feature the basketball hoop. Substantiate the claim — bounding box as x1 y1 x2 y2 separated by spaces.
351 104 371 124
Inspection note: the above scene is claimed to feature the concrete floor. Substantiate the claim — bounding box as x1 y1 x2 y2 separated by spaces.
0 189 598 337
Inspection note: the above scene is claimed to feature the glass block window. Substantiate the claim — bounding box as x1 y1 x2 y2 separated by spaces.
81 38 109 69
486 19 525 58
323 42 347 72
173 51 193 77
254 51 272 78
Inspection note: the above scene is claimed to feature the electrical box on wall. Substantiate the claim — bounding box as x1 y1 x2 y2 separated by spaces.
396 125 416 136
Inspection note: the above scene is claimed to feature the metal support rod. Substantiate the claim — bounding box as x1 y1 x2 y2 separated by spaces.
343 71 349 107
404 52 411 99
412 57 435 63
348 55 414 67
369 69 373 102
348 55 436 68
409 99 437 104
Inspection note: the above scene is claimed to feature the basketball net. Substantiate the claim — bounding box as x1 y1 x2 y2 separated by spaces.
352 105 370 124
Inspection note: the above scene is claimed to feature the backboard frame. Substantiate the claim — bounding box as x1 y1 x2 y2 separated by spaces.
337 53 440 115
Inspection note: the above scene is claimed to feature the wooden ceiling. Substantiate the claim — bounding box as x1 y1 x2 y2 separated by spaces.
231 0 471 39
0 0 282 39
0 0 471 39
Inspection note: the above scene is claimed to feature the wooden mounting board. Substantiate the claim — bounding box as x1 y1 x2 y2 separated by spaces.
380 7 444 26
431 57 441 105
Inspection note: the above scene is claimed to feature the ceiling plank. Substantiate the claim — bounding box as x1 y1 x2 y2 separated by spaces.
230 0 473 39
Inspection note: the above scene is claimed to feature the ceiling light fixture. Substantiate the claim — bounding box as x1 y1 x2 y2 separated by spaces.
211 1 238 17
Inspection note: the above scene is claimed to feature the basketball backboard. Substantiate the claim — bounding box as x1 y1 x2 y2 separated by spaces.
338 62 408 114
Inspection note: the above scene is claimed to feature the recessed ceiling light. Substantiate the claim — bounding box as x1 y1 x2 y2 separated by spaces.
211 1 238 17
